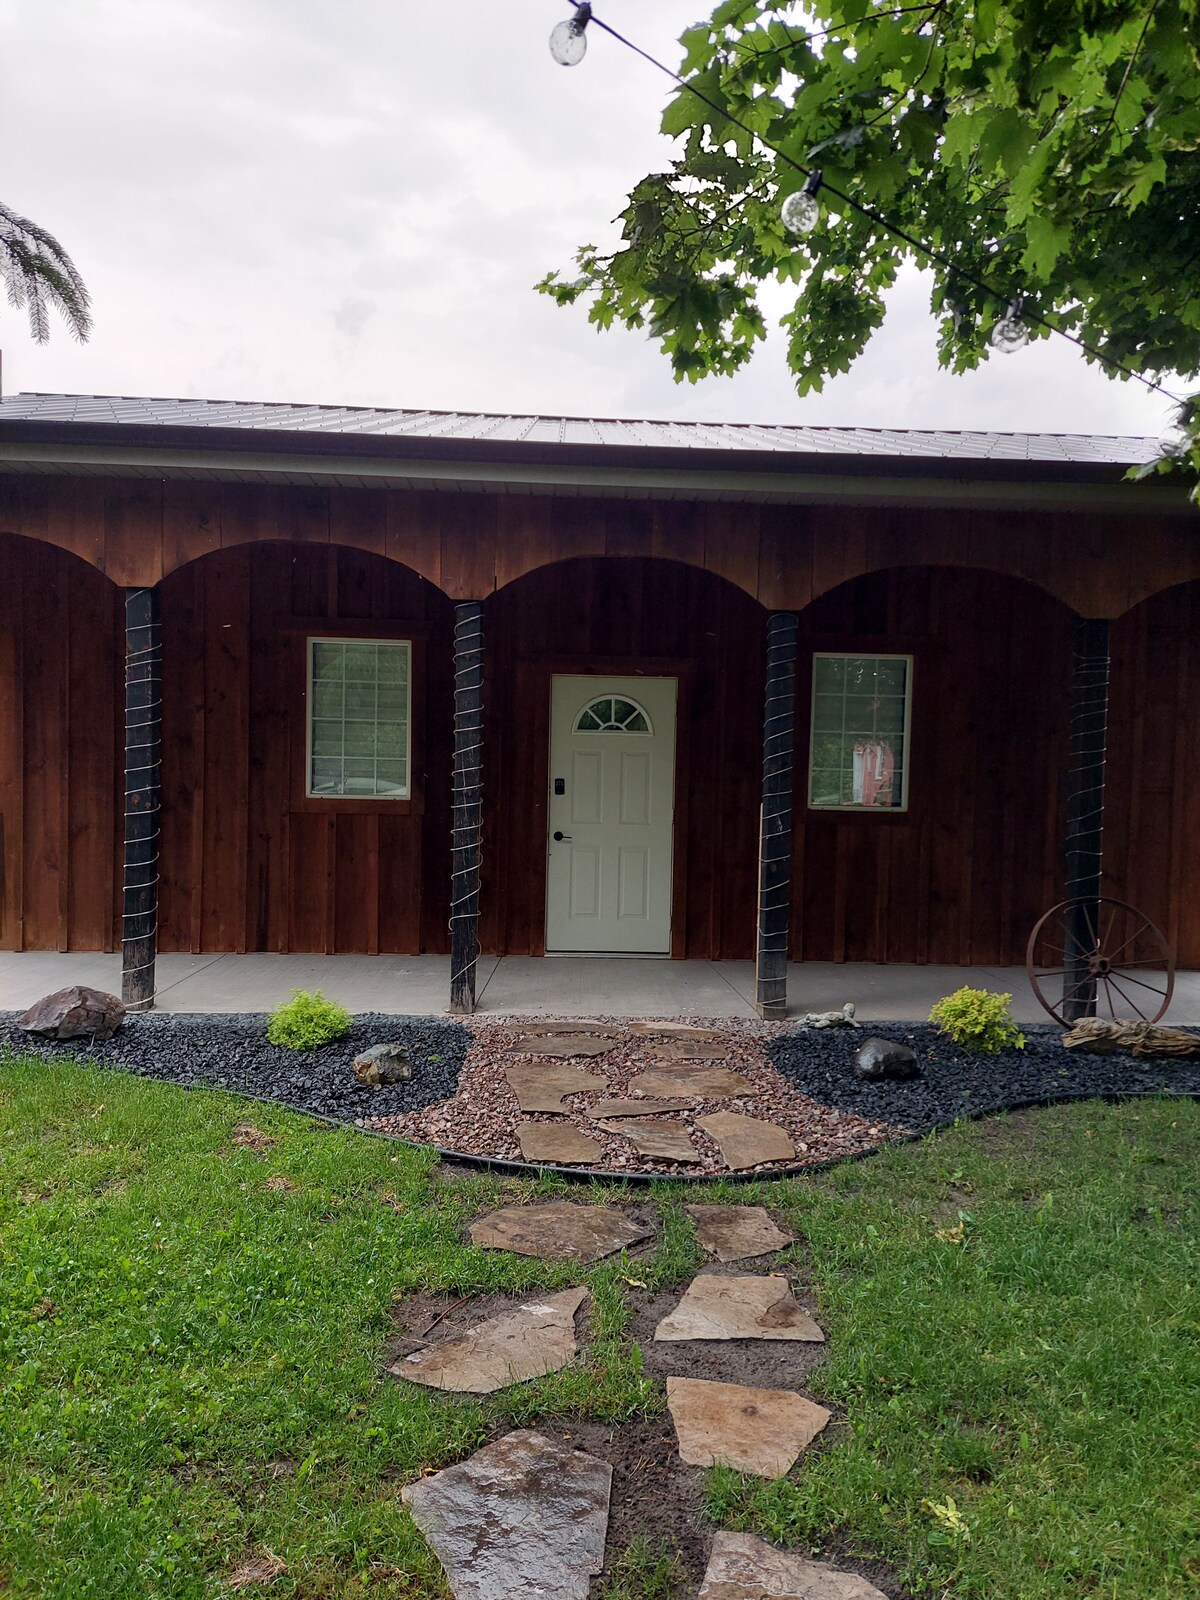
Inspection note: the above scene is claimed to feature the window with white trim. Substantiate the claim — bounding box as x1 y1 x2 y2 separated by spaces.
573 695 652 734
808 654 911 811
307 638 411 798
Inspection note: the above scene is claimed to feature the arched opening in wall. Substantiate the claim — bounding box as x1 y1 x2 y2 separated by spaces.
482 555 768 961
793 565 1079 967
157 541 455 957
1106 578 1200 969
0 532 125 953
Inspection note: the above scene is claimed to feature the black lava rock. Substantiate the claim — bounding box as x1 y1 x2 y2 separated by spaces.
0 1010 469 1125
855 1036 920 1080
768 1021 1200 1135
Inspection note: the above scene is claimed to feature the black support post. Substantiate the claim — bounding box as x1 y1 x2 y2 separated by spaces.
755 611 798 1019
449 601 484 1014
121 586 162 1011
1062 617 1110 1022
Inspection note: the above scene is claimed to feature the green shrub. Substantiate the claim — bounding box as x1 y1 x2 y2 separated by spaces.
266 989 352 1050
929 987 1025 1054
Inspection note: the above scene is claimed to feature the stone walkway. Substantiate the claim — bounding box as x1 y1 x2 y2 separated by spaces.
391 1198 891 1599
371 1021 888 1176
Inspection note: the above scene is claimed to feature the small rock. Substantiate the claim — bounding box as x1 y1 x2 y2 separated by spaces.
353 1043 413 1085
18 985 125 1041
854 1037 920 1080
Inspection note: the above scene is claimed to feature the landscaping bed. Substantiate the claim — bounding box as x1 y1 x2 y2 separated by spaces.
0 1011 470 1123
1 1009 1196 1179
766 1020 1200 1132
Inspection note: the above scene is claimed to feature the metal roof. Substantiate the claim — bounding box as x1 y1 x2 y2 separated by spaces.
0 391 1161 465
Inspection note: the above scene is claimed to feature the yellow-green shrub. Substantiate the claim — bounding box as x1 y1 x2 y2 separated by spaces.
929 987 1025 1054
266 989 352 1050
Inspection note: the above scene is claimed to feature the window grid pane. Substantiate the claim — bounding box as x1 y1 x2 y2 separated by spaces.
308 639 410 798
808 654 910 811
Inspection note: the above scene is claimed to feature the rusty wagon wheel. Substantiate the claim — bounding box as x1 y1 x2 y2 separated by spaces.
1026 897 1175 1027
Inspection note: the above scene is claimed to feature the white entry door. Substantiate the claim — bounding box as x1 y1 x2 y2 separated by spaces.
545 675 677 954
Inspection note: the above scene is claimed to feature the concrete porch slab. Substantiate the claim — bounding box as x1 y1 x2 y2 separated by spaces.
0 951 1197 1023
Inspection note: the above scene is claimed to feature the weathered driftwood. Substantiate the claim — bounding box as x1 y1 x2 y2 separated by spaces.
1062 1017 1200 1057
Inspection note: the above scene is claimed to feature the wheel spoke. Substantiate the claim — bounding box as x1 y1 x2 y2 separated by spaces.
1104 918 1152 965
1107 966 1126 1017
1108 973 1150 1022
1111 970 1168 995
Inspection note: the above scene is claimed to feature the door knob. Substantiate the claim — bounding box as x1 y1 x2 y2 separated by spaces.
552 831 572 842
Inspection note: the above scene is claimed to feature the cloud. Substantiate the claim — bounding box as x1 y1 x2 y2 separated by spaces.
0 0 1174 436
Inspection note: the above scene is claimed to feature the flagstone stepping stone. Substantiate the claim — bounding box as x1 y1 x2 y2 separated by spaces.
391 1286 588 1394
507 1033 613 1058
628 1066 754 1100
654 1274 824 1342
468 1202 653 1261
699 1111 796 1170
687 1204 794 1262
513 1021 620 1039
587 1097 692 1118
667 1376 831 1478
699 1531 888 1600
517 1123 605 1165
505 1062 607 1113
642 1036 728 1060
626 1020 722 1041
598 1118 701 1162
401 1428 612 1600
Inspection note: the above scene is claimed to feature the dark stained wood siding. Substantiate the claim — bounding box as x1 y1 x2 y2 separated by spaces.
1105 580 1200 967
0 534 124 950
3 486 1199 971
481 558 767 960
157 543 454 955
4 474 1200 619
791 568 1073 966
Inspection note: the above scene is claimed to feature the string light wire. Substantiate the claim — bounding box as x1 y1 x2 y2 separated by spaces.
562 0 1187 410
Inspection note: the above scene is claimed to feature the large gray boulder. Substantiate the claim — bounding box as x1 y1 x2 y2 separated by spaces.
854 1036 920 1080
352 1042 412 1085
19 985 126 1041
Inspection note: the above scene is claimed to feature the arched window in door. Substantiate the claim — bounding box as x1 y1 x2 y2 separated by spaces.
572 695 652 734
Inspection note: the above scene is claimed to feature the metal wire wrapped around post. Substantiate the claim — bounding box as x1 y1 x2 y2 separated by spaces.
1062 618 1110 1021
121 586 162 1011
449 602 484 1014
755 612 798 1019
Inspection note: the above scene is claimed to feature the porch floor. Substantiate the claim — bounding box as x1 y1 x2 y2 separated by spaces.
1 951 1198 1024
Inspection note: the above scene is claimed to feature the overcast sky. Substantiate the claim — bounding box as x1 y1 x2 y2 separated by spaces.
0 0 1174 437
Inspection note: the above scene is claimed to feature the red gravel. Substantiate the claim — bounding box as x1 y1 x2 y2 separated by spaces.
366 1018 903 1176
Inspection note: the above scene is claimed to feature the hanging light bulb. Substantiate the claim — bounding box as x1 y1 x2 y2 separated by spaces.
549 3 591 65
781 170 823 236
989 296 1030 354
1160 404 1195 458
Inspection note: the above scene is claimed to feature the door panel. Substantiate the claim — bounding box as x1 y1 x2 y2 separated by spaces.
546 675 677 953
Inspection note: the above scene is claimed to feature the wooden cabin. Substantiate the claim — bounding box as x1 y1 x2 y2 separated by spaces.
0 393 1197 1015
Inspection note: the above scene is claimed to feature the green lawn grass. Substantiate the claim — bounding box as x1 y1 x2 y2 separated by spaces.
1 1051 1195 1599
